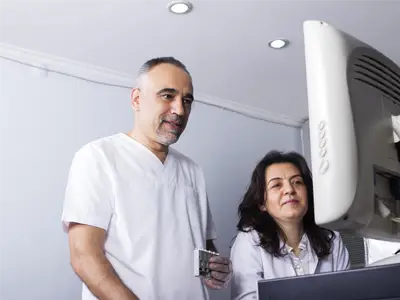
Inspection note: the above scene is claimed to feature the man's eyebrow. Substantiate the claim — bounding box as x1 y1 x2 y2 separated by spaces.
156 88 194 100
184 93 194 101
156 88 178 95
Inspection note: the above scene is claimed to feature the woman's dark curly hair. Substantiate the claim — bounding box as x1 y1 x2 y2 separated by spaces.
237 150 335 259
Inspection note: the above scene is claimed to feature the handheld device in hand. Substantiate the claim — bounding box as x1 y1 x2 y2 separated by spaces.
194 248 219 278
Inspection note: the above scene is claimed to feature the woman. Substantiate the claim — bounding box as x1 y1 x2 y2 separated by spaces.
230 151 350 300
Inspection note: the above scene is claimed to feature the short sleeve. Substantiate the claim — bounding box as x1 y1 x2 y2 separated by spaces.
332 232 351 271
62 144 113 232
230 231 264 300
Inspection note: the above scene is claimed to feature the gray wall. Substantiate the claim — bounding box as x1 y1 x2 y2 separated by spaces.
301 119 311 166
0 57 302 300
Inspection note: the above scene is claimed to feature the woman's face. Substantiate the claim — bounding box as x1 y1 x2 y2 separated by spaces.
263 162 308 224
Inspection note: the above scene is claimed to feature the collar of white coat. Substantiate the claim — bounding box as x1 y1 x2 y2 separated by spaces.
281 233 308 253
280 233 319 274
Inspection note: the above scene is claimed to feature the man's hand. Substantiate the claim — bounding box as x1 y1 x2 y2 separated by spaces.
203 255 233 290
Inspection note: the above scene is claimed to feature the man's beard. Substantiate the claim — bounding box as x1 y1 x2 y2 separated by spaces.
156 114 185 146
156 130 180 146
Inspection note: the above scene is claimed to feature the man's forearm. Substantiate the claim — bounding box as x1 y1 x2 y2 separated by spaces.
72 251 138 300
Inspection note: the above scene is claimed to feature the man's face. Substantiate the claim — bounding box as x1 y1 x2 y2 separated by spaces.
132 63 194 146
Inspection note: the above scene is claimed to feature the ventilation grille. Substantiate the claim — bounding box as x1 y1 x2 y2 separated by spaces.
339 231 367 269
352 54 400 107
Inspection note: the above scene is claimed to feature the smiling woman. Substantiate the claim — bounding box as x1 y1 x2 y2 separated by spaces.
229 150 351 300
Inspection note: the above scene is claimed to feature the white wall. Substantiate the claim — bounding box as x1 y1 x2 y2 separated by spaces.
0 56 302 300
0 57 133 300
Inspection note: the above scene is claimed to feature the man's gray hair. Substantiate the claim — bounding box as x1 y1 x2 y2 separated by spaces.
137 56 191 78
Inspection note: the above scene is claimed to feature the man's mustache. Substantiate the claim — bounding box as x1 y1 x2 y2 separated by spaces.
161 114 184 125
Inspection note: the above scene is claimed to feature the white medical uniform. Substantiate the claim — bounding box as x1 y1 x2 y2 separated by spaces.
230 229 350 300
62 133 217 300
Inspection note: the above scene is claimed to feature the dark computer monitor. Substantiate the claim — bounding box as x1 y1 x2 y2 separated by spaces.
258 263 400 300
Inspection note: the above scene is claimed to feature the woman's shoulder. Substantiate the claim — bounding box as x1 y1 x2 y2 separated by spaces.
231 228 261 248
230 229 265 265
323 230 351 270
318 228 346 254
330 230 344 243
316 227 342 242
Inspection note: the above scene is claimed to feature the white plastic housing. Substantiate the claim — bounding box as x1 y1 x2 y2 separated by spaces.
303 20 400 241
369 253 400 267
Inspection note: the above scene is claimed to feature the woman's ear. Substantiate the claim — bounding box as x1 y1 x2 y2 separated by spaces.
260 190 268 211
260 204 267 212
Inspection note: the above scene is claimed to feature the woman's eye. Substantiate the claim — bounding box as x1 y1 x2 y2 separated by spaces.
293 180 304 185
271 184 280 189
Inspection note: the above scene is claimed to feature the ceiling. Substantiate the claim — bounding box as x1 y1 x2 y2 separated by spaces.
1 0 399 124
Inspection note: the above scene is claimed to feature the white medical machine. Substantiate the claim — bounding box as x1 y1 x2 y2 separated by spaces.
303 20 400 262
258 20 400 300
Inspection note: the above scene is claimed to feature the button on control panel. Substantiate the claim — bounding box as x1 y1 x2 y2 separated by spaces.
319 160 329 174
320 147 327 157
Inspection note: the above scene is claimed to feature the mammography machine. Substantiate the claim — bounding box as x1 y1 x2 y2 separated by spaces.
258 20 400 299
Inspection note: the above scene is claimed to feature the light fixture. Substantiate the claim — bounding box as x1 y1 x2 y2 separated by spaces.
269 39 289 49
167 1 193 14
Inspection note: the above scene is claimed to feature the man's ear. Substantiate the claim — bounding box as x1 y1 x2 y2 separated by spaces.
131 88 140 111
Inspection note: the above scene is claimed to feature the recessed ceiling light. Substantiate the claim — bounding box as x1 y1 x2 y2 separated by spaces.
269 39 289 49
167 1 193 14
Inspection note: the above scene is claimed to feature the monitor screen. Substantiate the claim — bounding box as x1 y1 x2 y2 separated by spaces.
257 263 400 300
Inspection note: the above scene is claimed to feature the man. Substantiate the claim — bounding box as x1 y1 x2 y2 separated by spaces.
62 57 232 300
